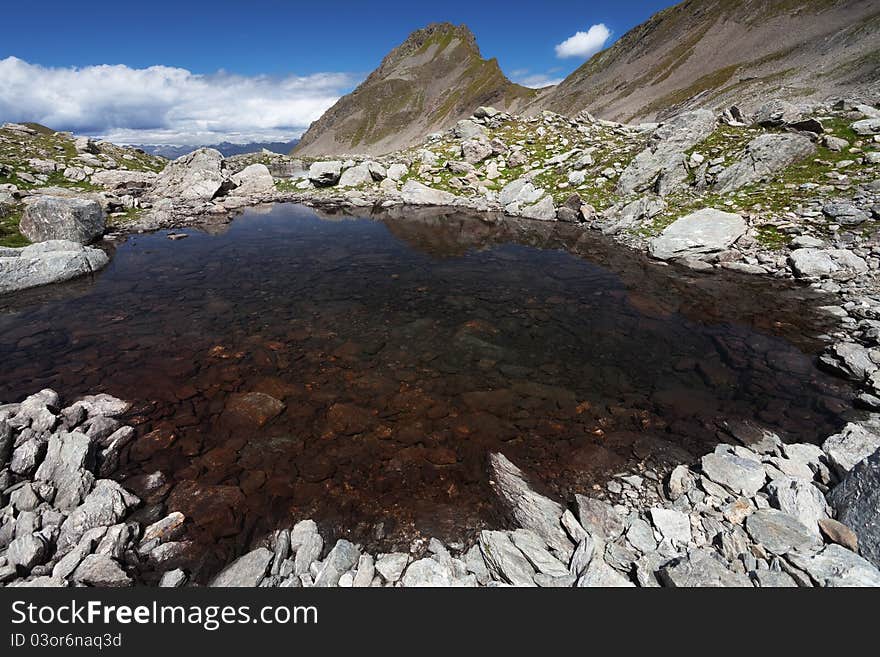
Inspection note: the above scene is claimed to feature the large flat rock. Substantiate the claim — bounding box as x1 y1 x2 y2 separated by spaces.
0 240 109 295
649 208 746 261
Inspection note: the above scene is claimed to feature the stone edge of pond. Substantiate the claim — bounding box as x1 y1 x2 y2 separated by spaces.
2 389 879 588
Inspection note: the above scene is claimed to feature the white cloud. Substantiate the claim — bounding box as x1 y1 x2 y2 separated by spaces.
0 56 358 145
510 71 564 89
554 24 611 59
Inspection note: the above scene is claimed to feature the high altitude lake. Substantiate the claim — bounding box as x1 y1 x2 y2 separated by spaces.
0 203 855 577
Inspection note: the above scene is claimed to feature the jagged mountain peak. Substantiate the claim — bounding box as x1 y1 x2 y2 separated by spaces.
293 23 536 157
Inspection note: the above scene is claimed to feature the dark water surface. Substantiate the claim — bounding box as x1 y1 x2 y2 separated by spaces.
0 204 855 578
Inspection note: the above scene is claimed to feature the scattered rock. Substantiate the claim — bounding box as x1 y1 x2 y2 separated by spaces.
745 509 823 555
209 548 273 587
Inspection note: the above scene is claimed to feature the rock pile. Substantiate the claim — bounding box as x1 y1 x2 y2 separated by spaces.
3 386 879 588
0 390 188 587
206 432 880 588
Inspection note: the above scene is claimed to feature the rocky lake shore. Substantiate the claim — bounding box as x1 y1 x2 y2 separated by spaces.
1 387 879 587
2 97 880 586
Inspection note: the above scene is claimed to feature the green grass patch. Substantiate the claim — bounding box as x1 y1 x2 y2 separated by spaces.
0 207 28 248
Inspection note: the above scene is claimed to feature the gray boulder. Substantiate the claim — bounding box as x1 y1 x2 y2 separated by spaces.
7 533 49 570
499 178 544 207
57 480 140 554
478 530 536 586
488 453 572 559
714 133 815 194
375 553 409 583
518 195 557 222
308 161 343 187
453 119 486 140
828 449 880 568
72 554 131 587
461 139 493 165
659 549 753 587
819 342 877 381
823 423 880 477
0 240 110 295
649 507 692 544
34 431 95 512
745 509 823 555
617 109 716 195
701 450 766 497
400 180 457 206
230 164 275 195
150 148 226 202
313 539 360 587
20 196 105 244
786 544 880 587
293 529 322 577
823 202 869 226
751 100 806 127
386 163 408 181
852 118 880 136
90 170 157 192
209 547 273 587
509 529 569 577
649 209 746 261
574 495 625 542
337 164 373 188
788 248 868 279
766 477 829 534
400 558 463 587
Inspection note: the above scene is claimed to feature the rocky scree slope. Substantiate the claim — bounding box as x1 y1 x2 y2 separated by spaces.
292 23 538 157
0 122 165 247
530 0 880 124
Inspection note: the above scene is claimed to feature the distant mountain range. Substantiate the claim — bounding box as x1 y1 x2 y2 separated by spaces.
133 139 300 160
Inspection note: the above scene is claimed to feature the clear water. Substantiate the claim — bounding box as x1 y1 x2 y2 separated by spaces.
0 203 853 578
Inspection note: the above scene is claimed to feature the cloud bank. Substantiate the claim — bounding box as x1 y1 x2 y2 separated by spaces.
555 24 611 59
0 56 357 145
510 68 564 89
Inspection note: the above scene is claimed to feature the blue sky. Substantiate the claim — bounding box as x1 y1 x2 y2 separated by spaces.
0 0 673 144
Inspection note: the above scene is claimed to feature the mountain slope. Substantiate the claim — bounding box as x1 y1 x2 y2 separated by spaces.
532 0 880 123
293 23 539 157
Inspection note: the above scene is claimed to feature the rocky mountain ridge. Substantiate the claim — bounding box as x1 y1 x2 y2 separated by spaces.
293 23 538 157
531 0 880 124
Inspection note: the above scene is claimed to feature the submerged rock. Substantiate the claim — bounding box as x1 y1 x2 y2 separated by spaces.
224 392 285 427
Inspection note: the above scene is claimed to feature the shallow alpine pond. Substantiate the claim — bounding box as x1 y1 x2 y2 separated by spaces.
0 203 856 578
